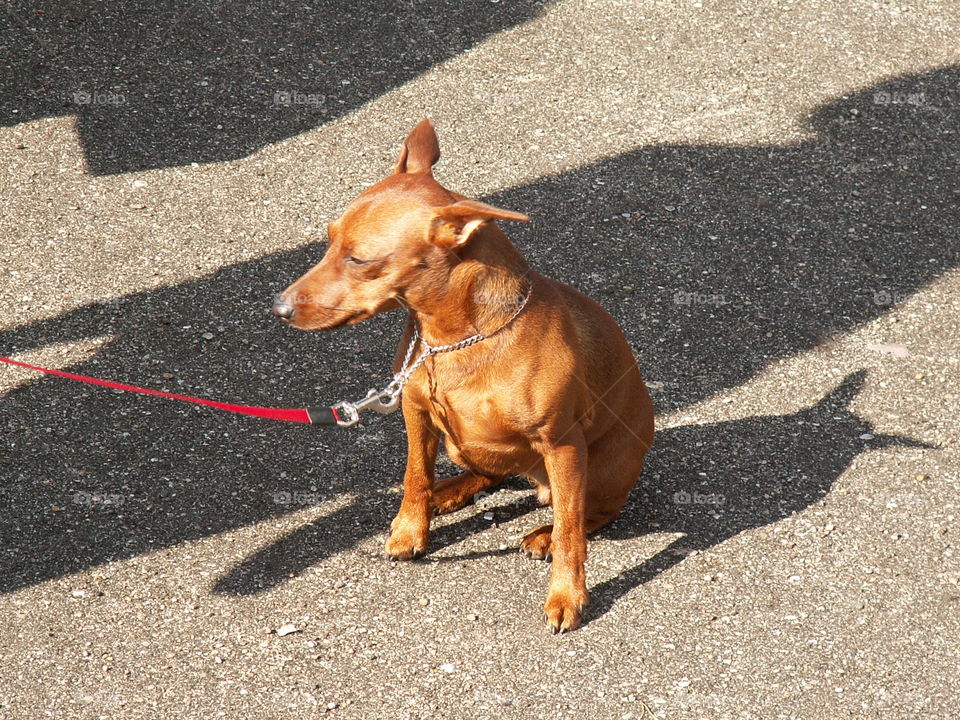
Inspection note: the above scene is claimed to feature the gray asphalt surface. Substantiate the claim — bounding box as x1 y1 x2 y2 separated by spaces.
1 1 959 718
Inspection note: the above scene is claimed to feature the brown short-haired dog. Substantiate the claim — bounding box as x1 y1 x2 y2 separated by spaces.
274 120 654 632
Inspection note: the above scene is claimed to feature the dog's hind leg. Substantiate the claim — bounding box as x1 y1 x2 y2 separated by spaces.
432 471 505 515
520 424 650 561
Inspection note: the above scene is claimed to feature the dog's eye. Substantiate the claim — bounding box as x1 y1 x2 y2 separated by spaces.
344 255 370 266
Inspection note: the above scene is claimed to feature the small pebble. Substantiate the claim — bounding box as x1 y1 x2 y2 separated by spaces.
276 623 300 637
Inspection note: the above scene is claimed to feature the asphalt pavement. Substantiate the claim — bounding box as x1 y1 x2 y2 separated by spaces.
1 1 958 718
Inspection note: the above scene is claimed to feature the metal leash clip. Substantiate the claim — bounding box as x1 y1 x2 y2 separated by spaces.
327 289 530 428
332 388 401 427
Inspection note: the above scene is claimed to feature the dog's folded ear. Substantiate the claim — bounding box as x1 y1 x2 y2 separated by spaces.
429 199 529 248
394 119 441 174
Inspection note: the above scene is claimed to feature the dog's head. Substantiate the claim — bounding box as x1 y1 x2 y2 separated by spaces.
272 119 528 330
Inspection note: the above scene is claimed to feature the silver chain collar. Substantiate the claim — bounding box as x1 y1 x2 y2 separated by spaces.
332 287 532 427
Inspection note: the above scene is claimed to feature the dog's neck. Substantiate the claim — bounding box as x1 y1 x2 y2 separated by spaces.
413 224 530 345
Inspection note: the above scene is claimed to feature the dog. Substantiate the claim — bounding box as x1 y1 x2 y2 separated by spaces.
273 119 654 632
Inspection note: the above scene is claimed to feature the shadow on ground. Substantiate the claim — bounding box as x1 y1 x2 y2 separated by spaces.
0 67 953 602
587 370 932 623
0 0 547 173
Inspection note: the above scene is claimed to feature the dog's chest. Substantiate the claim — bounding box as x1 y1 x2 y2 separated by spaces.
428 384 508 441
423 378 530 470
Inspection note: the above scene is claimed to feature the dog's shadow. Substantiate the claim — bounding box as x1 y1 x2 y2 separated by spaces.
408 370 930 625
586 370 930 622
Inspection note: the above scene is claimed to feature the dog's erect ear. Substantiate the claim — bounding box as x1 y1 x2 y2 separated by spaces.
394 119 441 174
429 199 529 248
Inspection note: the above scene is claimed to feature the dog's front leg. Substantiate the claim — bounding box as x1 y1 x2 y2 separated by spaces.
385 401 439 559
541 432 589 633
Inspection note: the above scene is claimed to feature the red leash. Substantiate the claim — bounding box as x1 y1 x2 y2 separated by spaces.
0 355 342 426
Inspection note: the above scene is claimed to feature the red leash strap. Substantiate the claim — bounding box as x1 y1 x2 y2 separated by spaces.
0 355 342 426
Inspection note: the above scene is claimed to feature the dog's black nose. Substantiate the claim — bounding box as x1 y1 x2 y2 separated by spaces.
272 299 295 319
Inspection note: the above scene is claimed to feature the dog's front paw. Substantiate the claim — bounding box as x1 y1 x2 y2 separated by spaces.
543 586 588 634
384 516 429 560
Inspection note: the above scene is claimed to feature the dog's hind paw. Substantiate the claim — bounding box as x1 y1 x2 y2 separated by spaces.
520 524 553 561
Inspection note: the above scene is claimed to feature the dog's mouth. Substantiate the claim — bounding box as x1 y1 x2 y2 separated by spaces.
286 308 368 331
322 310 367 329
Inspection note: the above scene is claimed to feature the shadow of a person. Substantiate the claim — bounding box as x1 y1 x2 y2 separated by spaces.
487 65 959 412
0 67 951 600
0 0 547 173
